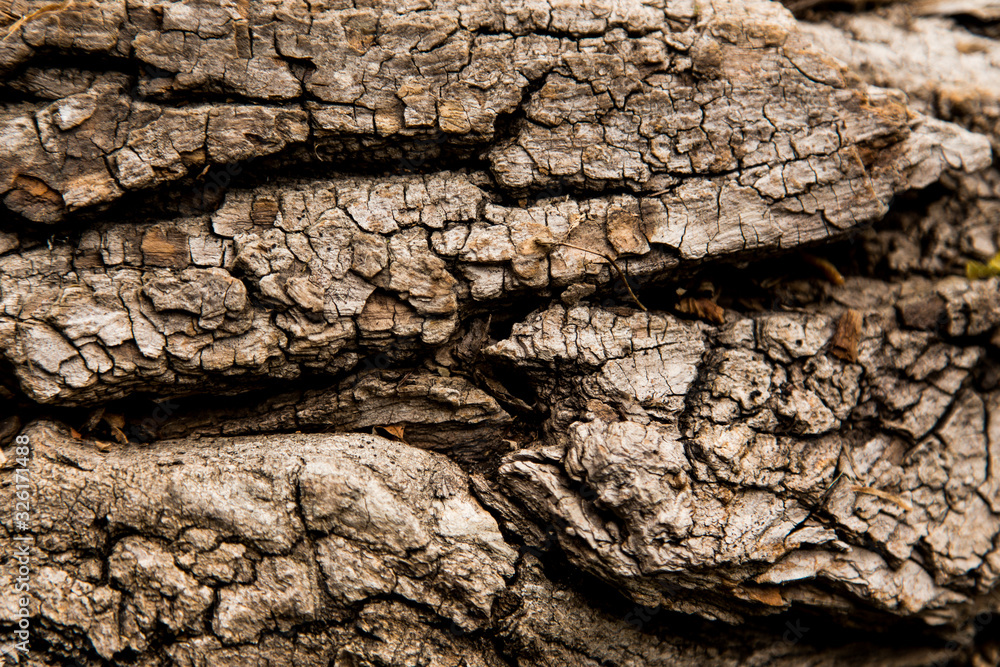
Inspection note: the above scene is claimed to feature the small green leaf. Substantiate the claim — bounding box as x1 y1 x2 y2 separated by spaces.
967 252 1000 280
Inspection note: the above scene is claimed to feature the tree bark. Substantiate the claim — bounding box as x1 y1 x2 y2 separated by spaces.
2 0 1000 664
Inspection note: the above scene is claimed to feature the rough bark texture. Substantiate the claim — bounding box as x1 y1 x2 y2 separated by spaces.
3 0 1000 665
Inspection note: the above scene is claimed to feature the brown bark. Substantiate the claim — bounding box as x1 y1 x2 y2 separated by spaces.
2 0 1000 665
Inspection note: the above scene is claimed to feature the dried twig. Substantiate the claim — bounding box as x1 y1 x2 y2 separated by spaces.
851 485 913 511
801 252 846 286
676 297 726 324
1 1 76 43
818 471 846 507
535 239 648 311
793 470 845 529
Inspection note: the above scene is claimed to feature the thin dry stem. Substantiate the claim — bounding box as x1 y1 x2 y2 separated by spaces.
540 240 648 311
851 486 913 511
1 1 75 43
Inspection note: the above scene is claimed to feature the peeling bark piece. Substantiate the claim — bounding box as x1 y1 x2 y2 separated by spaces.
0 171 529 400
830 309 864 362
676 297 726 324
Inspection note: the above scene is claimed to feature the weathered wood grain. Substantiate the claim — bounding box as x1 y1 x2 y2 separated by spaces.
3 0 1000 664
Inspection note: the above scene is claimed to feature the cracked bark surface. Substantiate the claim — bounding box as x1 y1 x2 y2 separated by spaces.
3 0 1000 664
